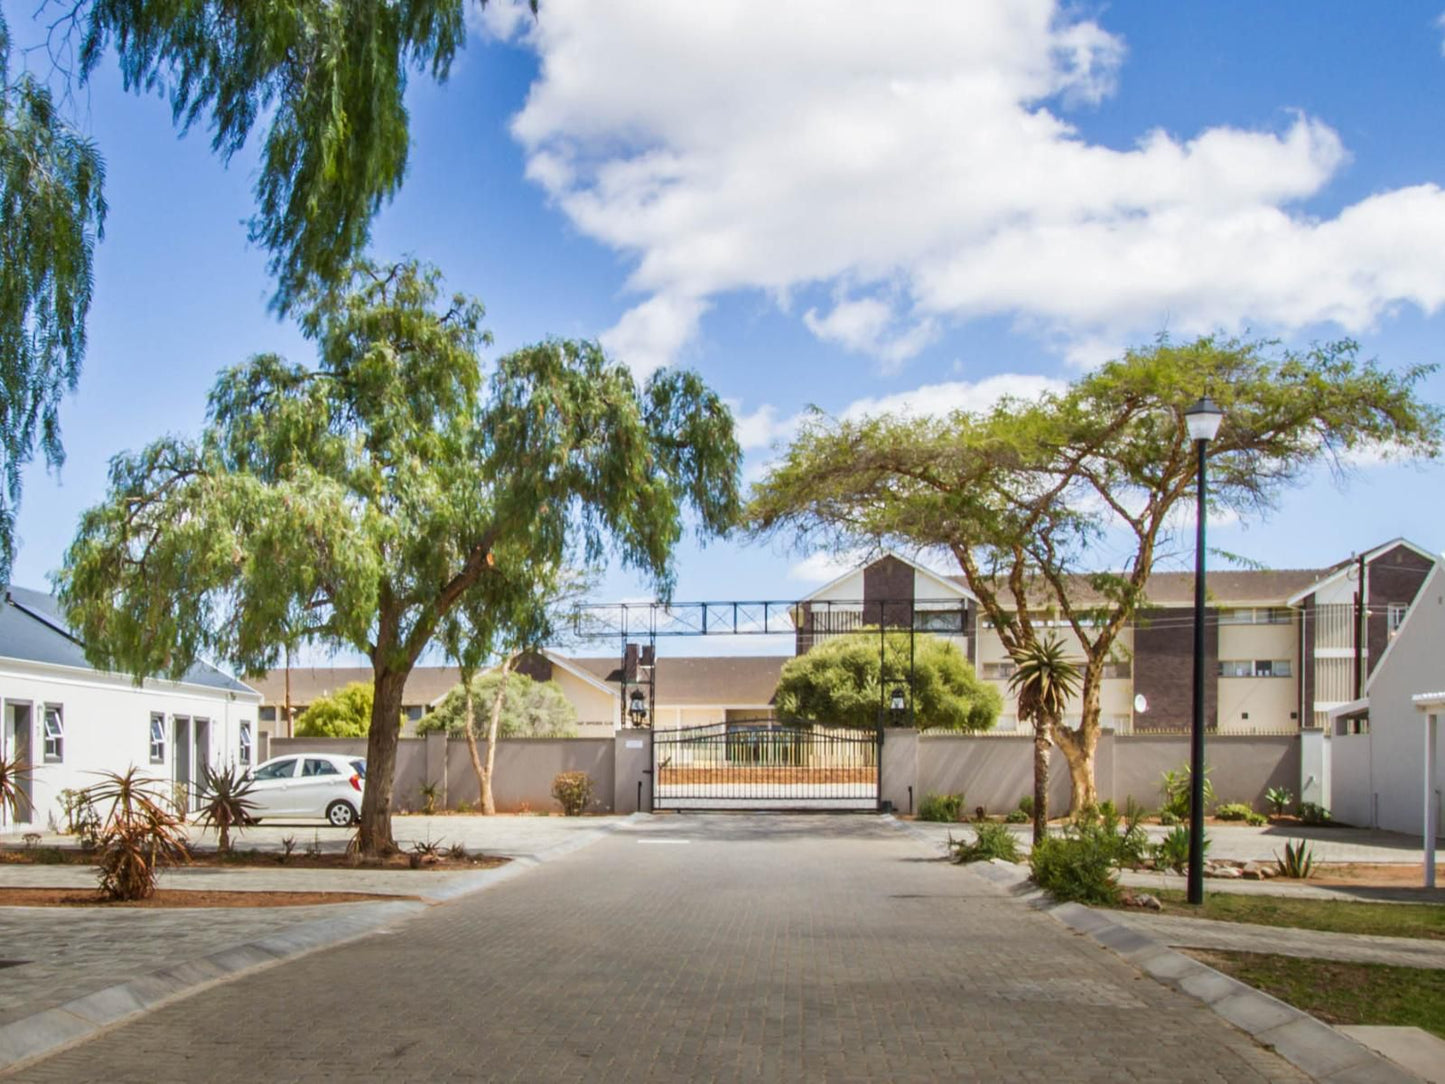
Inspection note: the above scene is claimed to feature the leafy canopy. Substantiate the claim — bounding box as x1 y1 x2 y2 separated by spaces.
419 673 579 739
1008 635 1082 730
775 630 1000 731
295 682 392 739
76 0 530 311
0 12 106 582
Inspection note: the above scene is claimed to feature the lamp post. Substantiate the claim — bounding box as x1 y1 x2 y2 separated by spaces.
1185 395 1224 905
628 688 648 728
889 685 907 726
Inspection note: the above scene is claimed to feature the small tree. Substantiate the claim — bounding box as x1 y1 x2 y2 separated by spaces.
86 769 190 901
293 682 385 738
196 764 259 853
422 673 579 739
1008 636 1081 845
775 630 1000 730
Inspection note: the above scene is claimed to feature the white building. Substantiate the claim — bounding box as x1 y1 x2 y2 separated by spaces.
0 587 261 833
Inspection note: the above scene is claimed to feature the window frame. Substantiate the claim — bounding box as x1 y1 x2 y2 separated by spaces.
149 713 166 764
42 705 64 763
238 721 253 766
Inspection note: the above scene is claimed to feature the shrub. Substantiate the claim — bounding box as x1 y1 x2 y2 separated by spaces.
1076 799 1150 869
85 770 190 901
1214 802 1254 822
1265 786 1293 816
1004 809 1029 824
1299 802 1333 826
1029 833 1120 905
196 763 258 853
1017 795 1034 816
918 792 965 823
1276 839 1316 879
950 822 1021 864
1158 809 1179 826
1245 811 1268 827
0 751 33 823
1160 764 1216 820
1152 825 1210 874
551 772 594 816
419 782 440 816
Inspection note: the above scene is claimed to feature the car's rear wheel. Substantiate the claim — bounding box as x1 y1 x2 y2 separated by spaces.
326 801 357 827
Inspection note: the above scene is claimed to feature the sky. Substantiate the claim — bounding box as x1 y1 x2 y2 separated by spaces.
5 0 1445 662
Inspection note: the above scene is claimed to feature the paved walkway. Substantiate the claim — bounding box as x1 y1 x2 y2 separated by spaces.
1109 911 1445 970
6 814 1307 1082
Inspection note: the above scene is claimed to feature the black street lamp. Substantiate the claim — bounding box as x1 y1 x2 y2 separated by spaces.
1185 395 1224 905
889 685 907 726
628 688 649 728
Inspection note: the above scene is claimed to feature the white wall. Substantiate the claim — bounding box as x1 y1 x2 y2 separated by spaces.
1331 567 1445 836
0 658 260 832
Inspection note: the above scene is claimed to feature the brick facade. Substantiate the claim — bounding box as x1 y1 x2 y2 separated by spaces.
1366 543 1435 674
862 554 916 628
1132 606 1218 731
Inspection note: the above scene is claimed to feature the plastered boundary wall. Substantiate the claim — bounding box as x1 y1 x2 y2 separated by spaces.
275 730 1299 816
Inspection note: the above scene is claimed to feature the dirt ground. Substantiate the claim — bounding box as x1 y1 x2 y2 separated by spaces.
0 887 418 908
1309 863 1445 887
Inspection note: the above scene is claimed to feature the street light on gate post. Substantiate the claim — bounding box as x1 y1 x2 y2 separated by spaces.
1185 396 1224 905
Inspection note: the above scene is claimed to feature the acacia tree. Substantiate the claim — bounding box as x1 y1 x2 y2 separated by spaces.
775 631 1000 731
752 336 1442 811
0 12 106 582
58 259 740 854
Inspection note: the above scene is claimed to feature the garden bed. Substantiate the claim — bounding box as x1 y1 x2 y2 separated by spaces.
0 846 508 873
0 887 418 908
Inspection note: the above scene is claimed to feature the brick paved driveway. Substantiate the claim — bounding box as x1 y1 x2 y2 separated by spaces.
7 815 1307 1082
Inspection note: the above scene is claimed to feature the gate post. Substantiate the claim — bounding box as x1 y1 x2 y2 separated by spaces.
613 729 653 813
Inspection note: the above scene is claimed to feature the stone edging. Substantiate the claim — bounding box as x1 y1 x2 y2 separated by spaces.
0 818 631 1076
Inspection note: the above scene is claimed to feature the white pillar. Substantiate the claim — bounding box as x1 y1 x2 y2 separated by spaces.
1426 712 1438 890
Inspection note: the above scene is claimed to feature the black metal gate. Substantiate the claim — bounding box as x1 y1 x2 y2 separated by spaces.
652 719 880 811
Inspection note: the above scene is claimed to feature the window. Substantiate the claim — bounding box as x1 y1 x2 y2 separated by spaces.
1388 604 1408 636
1100 660 1132 680
915 609 965 632
404 706 425 723
43 706 64 762
239 721 252 766
259 706 277 722
350 759 367 779
252 757 297 781
1217 659 1292 678
149 714 166 763
982 661 1017 680
1219 607 1293 625
302 757 340 777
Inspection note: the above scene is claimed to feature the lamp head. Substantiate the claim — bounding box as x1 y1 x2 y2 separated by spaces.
1184 396 1224 442
889 686 906 713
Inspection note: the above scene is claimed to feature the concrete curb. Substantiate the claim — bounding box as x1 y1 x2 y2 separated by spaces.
954 859 1422 1083
0 818 629 1076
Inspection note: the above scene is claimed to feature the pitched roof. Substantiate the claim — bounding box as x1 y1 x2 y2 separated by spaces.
569 655 785 707
246 665 462 707
0 587 256 696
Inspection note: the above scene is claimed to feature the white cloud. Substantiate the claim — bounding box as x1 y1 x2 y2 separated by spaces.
838 373 1066 422
490 1 1445 373
730 402 798 452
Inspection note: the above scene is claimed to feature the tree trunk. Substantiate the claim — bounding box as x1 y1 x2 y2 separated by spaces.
358 666 408 855
1032 720 1049 845
481 660 512 816
461 674 488 813
1050 670 1103 815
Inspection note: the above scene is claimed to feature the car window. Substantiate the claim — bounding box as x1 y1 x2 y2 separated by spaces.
303 758 341 777
350 760 367 779
252 758 297 781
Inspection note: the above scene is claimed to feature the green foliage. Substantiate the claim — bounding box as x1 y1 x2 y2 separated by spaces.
55 259 739 854
550 771 593 816
775 631 999 731
0 13 108 581
1246 811 1268 827
1214 802 1255 822
84 769 190 901
1160 764 1217 820
419 671 579 739
950 822 1021 864
1008 634 1081 732
1158 809 1179 826
1299 802 1333 826
750 336 1444 807
1029 833 1121 905
1153 825 1210 874
917 792 965 823
196 763 258 853
294 682 382 738
1077 799 1150 869
1017 795 1033 816
0 749 32 823
1266 786 1294 816
78 0 533 311
418 782 439 815
1276 839 1316 879
1005 808 1029 824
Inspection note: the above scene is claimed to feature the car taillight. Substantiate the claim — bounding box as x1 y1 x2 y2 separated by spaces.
350 774 362 792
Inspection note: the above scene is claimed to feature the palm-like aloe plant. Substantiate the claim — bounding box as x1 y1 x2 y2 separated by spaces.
197 763 259 853
0 751 33 826
1008 635 1082 845
85 769 190 900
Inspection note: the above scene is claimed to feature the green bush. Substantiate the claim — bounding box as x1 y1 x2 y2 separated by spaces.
1152 825 1210 874
1265 786 1293 816
1158 809 1179 826
550 772 594 816
1160 764 1216 820
1073 799 1149 869
1299 802 1333 826
1017 794 1033 816
1245 811 1268 827
1029 833 1120 905
918 792 965 823
1214 802 1254 821
950 822 1021 864
1004 808 1029 824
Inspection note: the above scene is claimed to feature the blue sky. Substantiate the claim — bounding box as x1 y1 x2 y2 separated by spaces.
6 1 1445 661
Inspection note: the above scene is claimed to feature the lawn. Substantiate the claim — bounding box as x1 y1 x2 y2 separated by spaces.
1124 889 1445 941
1188 951 1445 1040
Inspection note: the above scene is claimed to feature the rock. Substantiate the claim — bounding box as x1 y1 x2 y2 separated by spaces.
1123 892 1163 911
1210 865 1243 879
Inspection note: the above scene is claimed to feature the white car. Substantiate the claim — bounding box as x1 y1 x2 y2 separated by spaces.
245 753 367 826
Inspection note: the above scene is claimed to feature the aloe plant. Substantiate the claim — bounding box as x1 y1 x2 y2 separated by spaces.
196 763 259 853
0 751 32 825
85 769 190 901
1276 839 1316 879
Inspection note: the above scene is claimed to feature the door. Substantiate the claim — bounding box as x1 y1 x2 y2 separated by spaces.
4 703 33 825
295 756 345 819
172 716 191 814
247 757 300 816
192 719 211 811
